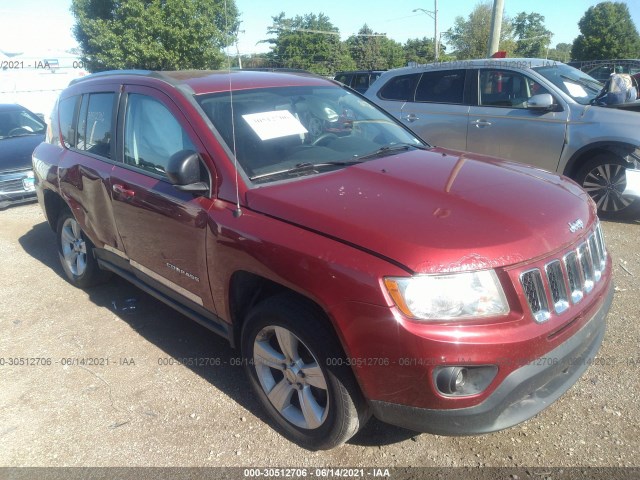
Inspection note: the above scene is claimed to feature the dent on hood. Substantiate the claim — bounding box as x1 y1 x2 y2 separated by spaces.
414 252 527 274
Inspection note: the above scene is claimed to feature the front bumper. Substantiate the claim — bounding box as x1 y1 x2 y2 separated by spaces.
370 282 613 435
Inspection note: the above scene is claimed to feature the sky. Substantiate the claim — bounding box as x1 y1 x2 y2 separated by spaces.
0 0 638 57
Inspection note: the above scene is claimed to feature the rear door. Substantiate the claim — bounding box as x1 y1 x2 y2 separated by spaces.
466 68 569 172
374 70 470 150
55 87 124 251
109 85 217 313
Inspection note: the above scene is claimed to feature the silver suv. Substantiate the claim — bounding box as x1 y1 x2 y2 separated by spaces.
366 58 640 218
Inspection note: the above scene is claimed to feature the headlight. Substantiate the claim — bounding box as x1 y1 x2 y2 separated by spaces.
384 270 509 320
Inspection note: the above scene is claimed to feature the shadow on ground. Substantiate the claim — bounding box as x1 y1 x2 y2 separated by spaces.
18 221 416 449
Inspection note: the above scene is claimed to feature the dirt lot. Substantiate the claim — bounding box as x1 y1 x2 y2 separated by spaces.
1 203 639 474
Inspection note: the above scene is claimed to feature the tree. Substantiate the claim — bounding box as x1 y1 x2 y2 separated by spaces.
444 2 515 60
71 0 238 72
403 37 446 64
513 12 552 58
262 12 355 75
547 42 572 62
572 2 640 60
346 25 405 70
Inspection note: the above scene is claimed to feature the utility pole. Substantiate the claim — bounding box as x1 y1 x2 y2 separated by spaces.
487 0 504 57
413 1 439 61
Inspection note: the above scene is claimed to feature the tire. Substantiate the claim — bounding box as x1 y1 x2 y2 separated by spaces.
56 210 110 288
575 153 640 219
241 294 370 450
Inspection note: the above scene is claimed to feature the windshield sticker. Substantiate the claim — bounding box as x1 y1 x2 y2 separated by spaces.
563 81 588 98
242 110 308 141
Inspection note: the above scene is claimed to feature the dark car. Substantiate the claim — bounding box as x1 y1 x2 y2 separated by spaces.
0 104 46 209
334 70 385 94
33 70 612 450
568 59 640 82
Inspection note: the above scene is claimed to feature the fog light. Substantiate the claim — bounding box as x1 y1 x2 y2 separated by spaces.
434 365 498 397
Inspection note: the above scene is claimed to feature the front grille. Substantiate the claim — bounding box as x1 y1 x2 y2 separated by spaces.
0 178 26 192
519 223 607 323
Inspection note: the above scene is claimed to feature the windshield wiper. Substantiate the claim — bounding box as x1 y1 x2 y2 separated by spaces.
249 160 362 181
354 143 429 161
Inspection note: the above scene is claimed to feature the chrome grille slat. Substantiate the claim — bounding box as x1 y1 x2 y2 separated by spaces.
520 269 550 323
545 260 569 314
520 224 607 322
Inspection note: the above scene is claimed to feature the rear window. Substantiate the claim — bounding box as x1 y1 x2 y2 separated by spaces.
415 70 466 104
77 93 115 159
377 73 420 101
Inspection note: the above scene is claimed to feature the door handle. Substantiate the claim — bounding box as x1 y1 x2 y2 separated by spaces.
112 184 135 200
471 119 492 127
403 113 419 122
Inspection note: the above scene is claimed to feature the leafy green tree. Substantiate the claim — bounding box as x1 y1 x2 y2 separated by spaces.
263 12 355 75
72 0 238 72
513 12 552 58
403 37 446 64
572 2 640 60
444 2 515 60
345 24 405 70
547 42 572 62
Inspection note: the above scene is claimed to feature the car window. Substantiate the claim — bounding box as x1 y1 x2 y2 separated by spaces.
353 74 369 92
479 70 550 108
197 85 425 183
377 73 420 101
58 96 78 148
76 93 114 159
0 108 45 139
415 70 466 104
124 94 195 177
334 74 351 86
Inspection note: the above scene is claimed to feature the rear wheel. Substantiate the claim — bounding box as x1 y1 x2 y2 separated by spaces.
56 210 110 288
575 154 640 219
241 295 369 450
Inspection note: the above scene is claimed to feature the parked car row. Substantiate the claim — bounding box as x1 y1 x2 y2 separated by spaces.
364 59 640 219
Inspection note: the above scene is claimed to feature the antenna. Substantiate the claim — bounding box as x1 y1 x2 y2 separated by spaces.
224 0 242 218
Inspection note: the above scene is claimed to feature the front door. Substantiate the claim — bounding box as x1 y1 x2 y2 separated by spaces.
466 69 569 172
109 85 215 312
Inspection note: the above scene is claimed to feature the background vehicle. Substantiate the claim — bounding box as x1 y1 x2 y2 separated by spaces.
366 59 640 218
33 70 612 450
334 70 385 94
0 103 45 209
568 59 640 82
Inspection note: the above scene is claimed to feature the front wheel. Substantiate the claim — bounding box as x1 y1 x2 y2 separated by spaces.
241 295 369 450
575 154 640 219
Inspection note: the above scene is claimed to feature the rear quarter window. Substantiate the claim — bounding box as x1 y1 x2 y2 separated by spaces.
58 96 79 148
378 73 420 101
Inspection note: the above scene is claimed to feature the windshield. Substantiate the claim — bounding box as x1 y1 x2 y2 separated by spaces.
196 85 425 183
0 107 46 140
533 64 603 105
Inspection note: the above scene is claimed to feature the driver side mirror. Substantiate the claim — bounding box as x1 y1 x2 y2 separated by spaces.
527 93 556 111
166 150 209 195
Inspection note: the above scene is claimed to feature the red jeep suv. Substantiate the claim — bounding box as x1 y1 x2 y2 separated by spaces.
33 70 613 450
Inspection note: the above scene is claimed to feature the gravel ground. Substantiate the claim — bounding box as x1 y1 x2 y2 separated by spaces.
0 203 639 475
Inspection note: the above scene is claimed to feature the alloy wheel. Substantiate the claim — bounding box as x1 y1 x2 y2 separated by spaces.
253 325 329 430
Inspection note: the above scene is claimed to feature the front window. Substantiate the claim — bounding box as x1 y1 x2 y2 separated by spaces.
479 70 550 109
0 107 46 140
124 94 196 177
196 85 425 184
533 64 603 105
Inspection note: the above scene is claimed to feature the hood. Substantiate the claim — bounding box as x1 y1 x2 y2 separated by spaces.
246 148 597 274
0 134 44 173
